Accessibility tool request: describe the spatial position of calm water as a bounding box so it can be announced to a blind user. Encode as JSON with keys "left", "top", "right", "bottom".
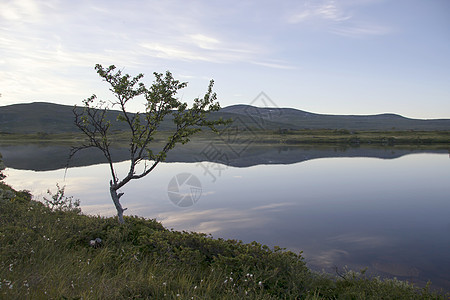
{"left": 3, "top": 146, "right": 450, "bottom": 291}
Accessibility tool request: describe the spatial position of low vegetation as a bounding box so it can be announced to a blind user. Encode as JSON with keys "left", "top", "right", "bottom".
{"left": 1, "top": 179, "right": 448, "bottom": 299}
{"left": 271, "top": 129, "right": 450, "bottom": 146}
{"left": 1, "top": 129, "right": 450, "bottom": 147}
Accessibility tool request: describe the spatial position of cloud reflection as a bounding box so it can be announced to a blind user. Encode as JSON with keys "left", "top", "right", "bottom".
{"left": 251, "top": 202, "right": 296, "bottom": 212}
{"left": 327, "top": 233, "right": 389, "bottom": 248}
{"left": 156, "top": 208, "right": 266, "bottom": 235}
{"left": 308, "top": 249, "right": 349, "bottom": 267}
{"left": 372, "top": 261, "right": 420, "bottom": 277}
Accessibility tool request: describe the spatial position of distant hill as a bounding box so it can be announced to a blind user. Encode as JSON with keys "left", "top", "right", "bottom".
{"left": 0, "top": 102, "right": 79, "bottom": 133}
{"left": 1, "top": 102, "right": 450, "bottom": 134}
{"left": 221, "top": 105, "right": 450, "bottom": 131}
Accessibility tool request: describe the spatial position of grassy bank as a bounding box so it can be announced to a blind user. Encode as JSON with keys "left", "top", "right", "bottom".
{"left": 251, "top": 129, "right": 450, "bottom": 146}
{"left": 1, "top": 129, "right": 449, "bottom": 147}
{"left": 0, "top": 183, "right": 448, "bottom": 299}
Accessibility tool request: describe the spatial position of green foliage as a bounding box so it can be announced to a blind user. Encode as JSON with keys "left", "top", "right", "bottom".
{"left": 0, "top": 183, "right": 448, "bottom": 299}
{"left": 74, "top": 64, "right": 229, "bottom": 170}
{"left": 0, "top": 152, "right": 5, "bottom": 181}
{"left": 72, "top": 64, "right": 231, "bottom": 222}
{"left": 43, "top": 183, "right": 81, "bottom": 213}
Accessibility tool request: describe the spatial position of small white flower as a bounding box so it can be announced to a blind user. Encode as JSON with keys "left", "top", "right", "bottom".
{"left": 258, "top": 281, "right": 263, "bottom": 287}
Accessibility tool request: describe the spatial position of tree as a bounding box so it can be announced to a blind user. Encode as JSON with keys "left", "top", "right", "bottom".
{"left": 72, "top": 64, "right": 230, "bottom": 223}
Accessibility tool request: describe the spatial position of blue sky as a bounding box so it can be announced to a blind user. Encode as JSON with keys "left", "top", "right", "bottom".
{"left": 0, "top": 0, "right": 449, "bottom": 118}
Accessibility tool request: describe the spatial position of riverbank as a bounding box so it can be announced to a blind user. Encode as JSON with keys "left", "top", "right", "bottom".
{"left": 0, "top": 181, "right": 448, "bottom": 299}
{"left": 1, "top": 129, "right": 449, "bottom": 147}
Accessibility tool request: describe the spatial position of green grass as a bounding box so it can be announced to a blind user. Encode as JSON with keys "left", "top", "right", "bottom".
{"left": 1, "top": 129, "right": 449, "bottom": 146}
{"left": 249, "top": 129, "right": 450, "bottom": 145}
{"left": 1, "top": 181, "right": 448, "bottom": 299}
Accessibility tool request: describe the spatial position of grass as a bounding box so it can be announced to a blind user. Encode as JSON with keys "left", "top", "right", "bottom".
{"left": 1, "top": 180, "right": 448, "bottom": 299}
{"left": 1, "top": 129, "right": 449, "bottom": 147}
{"left": 248, "top": 129, "right": 450, "bottom": 146}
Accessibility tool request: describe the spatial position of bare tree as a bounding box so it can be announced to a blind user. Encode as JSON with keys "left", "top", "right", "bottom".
{"left": 72, "top": 64, "right": 230, "bottom": 223}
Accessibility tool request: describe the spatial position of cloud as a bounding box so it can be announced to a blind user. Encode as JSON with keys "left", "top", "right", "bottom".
{"left": 1, "top": 0, "right": 293, "bottom": 107}
{"left": 250, "top": 60, "right": 296, "bottom": 70}
{"left": 287, "top": 0, "right": 391, "bottom": 37}
{"left": 0, "top": 0, "right": 44, "bottom": 22}
{"left": 288, "top": 0, "right": 351, "bottom": 24}
{"left": 139, "top": 34, "right": 275, "bottom": 67}
{"left": 189, "top": 34, "right": 220, "bottom": 50}
{"left": 330, "top": 23, "right": 391, "bottom": 37}
{"left": 140, "top": 42, "right": 210, "bottom": 62}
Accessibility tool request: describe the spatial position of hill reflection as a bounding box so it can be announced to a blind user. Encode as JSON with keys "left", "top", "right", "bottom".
{"left": 1, "top": 142, "right": 447, "bottom": 171}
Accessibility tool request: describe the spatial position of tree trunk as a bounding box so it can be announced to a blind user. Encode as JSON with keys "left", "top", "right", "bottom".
{"left": 110, "top": 184, "right": 126, "bottom": 224}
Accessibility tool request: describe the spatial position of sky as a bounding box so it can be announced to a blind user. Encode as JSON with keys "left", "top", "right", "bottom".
{"left": 0, "top": 0, "right": 449, "bottom": 119}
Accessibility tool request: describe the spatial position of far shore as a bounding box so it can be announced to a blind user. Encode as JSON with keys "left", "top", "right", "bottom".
{"left": 1, "top": 129, "right": 450, "bottom": 148}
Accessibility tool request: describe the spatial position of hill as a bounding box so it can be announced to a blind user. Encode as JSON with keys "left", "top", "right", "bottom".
{"left": 1, "top": 102, "right": 450, "bottom": 134}
{"left": 0, "top": 102, "right": 78, "bottom": 133}
{"left": 221, "top": 104, "right": 450, "bottom": 131}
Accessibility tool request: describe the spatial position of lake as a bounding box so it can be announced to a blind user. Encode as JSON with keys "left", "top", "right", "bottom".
{"left": 1, "top": 143, "right": 450, "bottom": 291}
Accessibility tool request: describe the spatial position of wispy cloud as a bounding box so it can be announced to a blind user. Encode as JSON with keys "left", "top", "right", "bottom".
{"left": 287, "top": 0, "right": 391, "bottom": 37}
{"left": 0, "top": 0, "right": 44, "bottom": 22}
{"left": 139, "top": 38, "right": 258, "bottom": 64}
{"left": 140, "top": 42, "right": 209, "bottom": 62}
{"left": 250, "top": 60, "right": 296, "bottom": 70}
{"left": 330, "top": 23, "right": 391, "bottom": 37}
{"left": 1, "top": 0, "right": 300, "bottom": 106}
{"left": 189, "top": 34, "right": 220, "bottom": 50}
{"left": 288, "top": 0, "right": 351, "bottom": 23}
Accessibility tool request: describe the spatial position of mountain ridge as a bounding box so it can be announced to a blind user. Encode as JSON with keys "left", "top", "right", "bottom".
{"left": 1, "top": 102, "right": 450, "bottom": 133}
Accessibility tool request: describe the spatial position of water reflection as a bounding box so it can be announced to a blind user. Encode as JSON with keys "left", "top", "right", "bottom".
{"left": 1, "top": 141, "right": 448, "bottom": 171}
{"left": 2, "top": 146, "right": 450, "bottom": 291}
